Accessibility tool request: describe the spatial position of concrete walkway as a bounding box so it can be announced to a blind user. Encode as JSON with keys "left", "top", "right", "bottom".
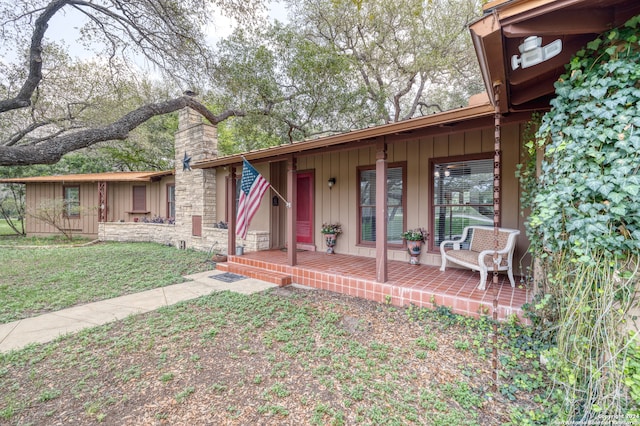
{"left": 0, "top": 270, "right": 278, "bottom": 353}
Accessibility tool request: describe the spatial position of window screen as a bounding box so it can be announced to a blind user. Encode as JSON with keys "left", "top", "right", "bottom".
{"left": 63, "top": 186, "right": 80, "bottom": 217}
{"left": 359, "top": 165, "right": 404, "bottom": 245}
{"left": 432, "top": 157, "right": 494, "bottom": 247}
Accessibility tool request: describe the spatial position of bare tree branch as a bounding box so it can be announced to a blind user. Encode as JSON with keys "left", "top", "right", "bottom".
{"left": 0, "top": 0, "right": 268, "bottom": 167}
{"left": 0, "top": 0, "right": 68, "bottom": 114}
{"left": 0, "top": 95, "right": 247, "bottom": 166}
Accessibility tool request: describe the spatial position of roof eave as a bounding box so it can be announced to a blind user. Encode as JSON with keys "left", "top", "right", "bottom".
{"left": 0, "top": 170, "right": 173, "bottom": 184}
{"left": 192, "top": 102, "right": 495, "bottom": 169}
{"left": 469, "top": 13, "right": 505, "bottom": 109}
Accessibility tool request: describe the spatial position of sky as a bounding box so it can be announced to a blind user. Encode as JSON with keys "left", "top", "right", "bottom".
{"left": 43, "top": 1, "right": 289, "bottom": 61}
{"left": 205, "top": 1, "right": 289, "bottom": 43}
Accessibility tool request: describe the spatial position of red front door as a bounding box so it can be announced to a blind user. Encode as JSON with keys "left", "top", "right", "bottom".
{"left": 296, "top": 172, "right": 314, "bottom": 244}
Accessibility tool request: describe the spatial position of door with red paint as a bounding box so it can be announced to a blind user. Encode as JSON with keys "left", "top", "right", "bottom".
{"left": 296, "top": 171, "right": 314, "bottom": 244}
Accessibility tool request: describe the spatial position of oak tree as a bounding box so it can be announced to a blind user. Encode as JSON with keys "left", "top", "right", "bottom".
{"left": 0, "top": 0, "right": 264, "bottom": 166}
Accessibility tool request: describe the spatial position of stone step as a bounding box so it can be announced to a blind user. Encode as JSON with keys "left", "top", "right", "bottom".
{"left": 215, "top": 262, "right": 292, "bottom": 287}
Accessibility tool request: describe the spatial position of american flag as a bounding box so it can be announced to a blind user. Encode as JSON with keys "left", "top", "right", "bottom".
{"left": 236, "top": 159, "right": 270, "bottom": 239}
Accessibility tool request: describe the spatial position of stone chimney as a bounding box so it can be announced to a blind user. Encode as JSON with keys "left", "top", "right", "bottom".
{"left": 173, "top": 95, "right": 218, "bottom": 249}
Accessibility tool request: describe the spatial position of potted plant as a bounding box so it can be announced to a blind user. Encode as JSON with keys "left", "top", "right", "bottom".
{"left": 321, "top": 222, "right": 342, "bottom": 254}
{"left": 209, "top": 242, "right": 227, "bottom": 264}
{"left": 402, "top": 227, "right": 428, "bottom": 264}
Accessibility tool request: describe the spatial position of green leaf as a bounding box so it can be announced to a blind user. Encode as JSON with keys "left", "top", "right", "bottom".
{"left": 610, "top": 206, "right": 627, "bottom": 216}
{"left": 625, "top": 15, "right": 640, "bottom": 28}
{"left": 608, "top": 191, "right": 625, "bottom": 204}
{"left": 591, "top": 87, "right": 607, "bottom": 99}
{"left": 587, "top": 39, "right": 602, "bottom": 51}
{"left": 625, "top": 184, "right": 640, "bottom": 196}
{"left": 599, "top": 183, "right": 614, "bottom": 196}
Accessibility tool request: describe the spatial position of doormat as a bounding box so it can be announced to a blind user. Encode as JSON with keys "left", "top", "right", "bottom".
{"left": 209, "top": 272, "right": 247, "bottom": 283}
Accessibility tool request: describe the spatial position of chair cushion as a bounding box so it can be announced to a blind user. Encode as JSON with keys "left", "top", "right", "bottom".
{"left": 470, "top": 228, "right": 509, "bottom": 253}
{"left": 445, "top": 249, "right": 508, "bottom": 267}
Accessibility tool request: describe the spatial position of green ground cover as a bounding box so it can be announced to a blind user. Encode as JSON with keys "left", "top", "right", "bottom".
{"left": 0, "top": 240, "right": 556, "bottom": 424}
{"left": 0, "top": 288, "right": 550, "bottom": 424}
{"left": 0, "top": 241, "right": 213, "bottom": 323}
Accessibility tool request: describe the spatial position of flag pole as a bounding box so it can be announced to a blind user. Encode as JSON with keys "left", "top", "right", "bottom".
{"left": 270, "top": 186, "right": 291, "bottom": 209}
{"left": 241, "top": 156, "right": 291, "bottom": 208}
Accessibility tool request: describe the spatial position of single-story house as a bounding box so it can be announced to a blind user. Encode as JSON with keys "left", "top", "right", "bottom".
{"left": 0, "top": 171, "right": 174, "bottom": 238}
{"left": 3, "top": 0, "right": 637, "bottom": 321}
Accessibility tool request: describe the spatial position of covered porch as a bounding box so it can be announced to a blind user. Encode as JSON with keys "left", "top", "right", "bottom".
{"left": 216, "top": 250, "right": 532, "bottom": 323}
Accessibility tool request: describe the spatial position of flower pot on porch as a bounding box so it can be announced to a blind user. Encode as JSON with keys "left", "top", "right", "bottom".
{"left": 324, "top": 233, "right": 337, "bottom": 254}
{"left": 406, "top": 240, "right": 423, "bottom": 265}
{"left": 212, "top": 254, "right": 227, "bottom": 263}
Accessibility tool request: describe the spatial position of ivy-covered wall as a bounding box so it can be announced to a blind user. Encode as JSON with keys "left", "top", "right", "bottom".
{"left": 524, "top": 15, "right": 640, "bottom": 421}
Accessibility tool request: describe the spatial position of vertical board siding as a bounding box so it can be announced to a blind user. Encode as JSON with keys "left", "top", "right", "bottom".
{"left": 300, "top": 122, "right": 528, "bottom": 272}
{"left": 464, "top": 129, "right": 483, "bottom": 154}
{"left": 80, "top": 183, "right": 98, "bottom": 234}
{"left": 24, "top": 176, "right": 175, "bottom": 238}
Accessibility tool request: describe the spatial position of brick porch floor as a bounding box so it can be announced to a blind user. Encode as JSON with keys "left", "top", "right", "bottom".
{"left": 216, "top": 249, "right": 532, "bottom": 323}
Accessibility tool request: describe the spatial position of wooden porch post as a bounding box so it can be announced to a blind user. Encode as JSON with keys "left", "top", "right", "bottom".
{"left": 286, "top": 156, "right": 297, "bottom": 266}
{"left": 227, "top": 166, "right": 237, "bottom": 257}
{"left": 375, "top": 140, "right": 388, "bottom": 282}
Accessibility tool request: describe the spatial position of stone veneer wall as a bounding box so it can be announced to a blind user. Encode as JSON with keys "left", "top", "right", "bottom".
{"left": 174, "top": 107, "right": 218, "bottom": 249}
{"left": 187, "top": 229, "right": 271, "bottom": 254}
{"left": 98, "top": 105, "right": 271, "bottom": 256}
{"left": 98, "top": 223, "right": 175, "bottom": 246}
{"left": 98, "top": 222, "right": 270, "bottom": 254}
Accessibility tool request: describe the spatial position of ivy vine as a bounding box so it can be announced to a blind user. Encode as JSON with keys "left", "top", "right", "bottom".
{"left": 528, "top": 15, "right": 640, "bottom": 260}
{"left": 523, "top": 14, "right": 640, "bottom": 421}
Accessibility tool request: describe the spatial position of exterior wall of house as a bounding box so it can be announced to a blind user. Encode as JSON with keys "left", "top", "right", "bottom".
{"left": 24, "top": 182, "right": 99, "bottom": 237}
{"left": 24, "top": 176, "right": 175, "bottom": 238}
{"left": 214, "top": 162, "right": 272, "bottom": 241}
{"left": 215, "top": 168, "right": 227, "bottom": 224}
{"left": 106, "top": 177, "right": 175, "bottom": 223}
{"left": 173, "top": 106, "right": 219, "bottom": 250}
{"left": 303, "top": 122, "right": 531, "bottom": 274}
{"left": 94, "top": 109, "right": 530, "bottom": 276}
{"left": 95, "top": 116, "right": 530, "bottom": 276}
{"left": 98, "top": 222, "right": 269, "bottom": 254}
{"left": 99, "top": 107, "right": 270, "bottom": 254}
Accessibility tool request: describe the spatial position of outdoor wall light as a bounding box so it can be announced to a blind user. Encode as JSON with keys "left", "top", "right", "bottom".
{"left": 511, "top": 36, "right": 562, "bottom": 70}
{"left": 328, "top": 177, "right": 336, "bottom": 189}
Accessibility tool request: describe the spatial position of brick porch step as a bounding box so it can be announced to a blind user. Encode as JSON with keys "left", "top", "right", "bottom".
{"left": 215, "top": 262, "right": 292, "bottom": 287}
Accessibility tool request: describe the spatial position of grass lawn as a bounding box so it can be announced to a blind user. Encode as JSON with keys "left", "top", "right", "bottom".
{"left": 0, "top": 287, "right": 551, "bottom": 425}
{"left": 0, "top": 241, "right": 214, "bottom": 323}
{"left": 0, "top": 219, "right": 22, "bottom": 236}
{"left": 0, "top": 241, "right": 554, "bottom": 424}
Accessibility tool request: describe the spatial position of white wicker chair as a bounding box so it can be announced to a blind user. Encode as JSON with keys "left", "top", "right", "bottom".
{"left": 439, "top": 226, "right": 520, "bottom": 290}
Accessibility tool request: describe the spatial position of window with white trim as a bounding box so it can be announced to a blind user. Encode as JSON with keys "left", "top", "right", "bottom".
{"left": 167, "top": 184, "right": 175, "bottom": 218}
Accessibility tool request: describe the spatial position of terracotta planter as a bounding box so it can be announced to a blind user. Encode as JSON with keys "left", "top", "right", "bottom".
{"left": 212, "top": 254, "right": 227, "bottom": 263}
